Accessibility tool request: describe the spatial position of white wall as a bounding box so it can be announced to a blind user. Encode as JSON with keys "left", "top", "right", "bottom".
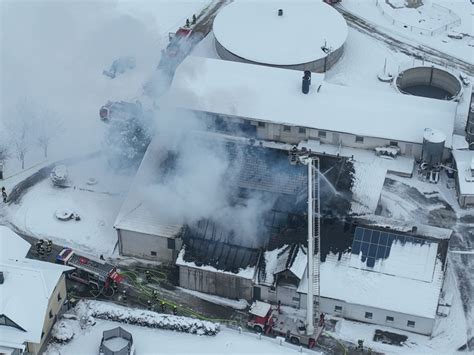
{"left": 299, "top": 294, "right": 434, "bottom": 335}
{"left": 118, "top": 229, "right": 182, "bottom": 263}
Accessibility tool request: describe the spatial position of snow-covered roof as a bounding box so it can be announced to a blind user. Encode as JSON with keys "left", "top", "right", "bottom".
{"left": 0, "top": 226, "right": 31, "bottom": 259}
{"left": 213, "top": 1, "right": 347, "bottom": 65}
{"left": 249, "top": 301, "right": 272, "bottom": 318}
{"left": 452, "top": 149, "right": 474, "bottom": 196}
{"left": 274, "top": 245, "right": 307, "bottom": 280}
{"left": 176, "top": 248, "right": 256, "bottom": 280}
{"left": 298, "top": 239, "right": 444, "bottom": 319}
{"left": 114, "top": 138, "right": 183, "bottom": 238}
{"left": 164, "top": 56, "right": 457, "bottom": 147}
{"left": 0, "top": 227, "right": 72, "bottom": 349}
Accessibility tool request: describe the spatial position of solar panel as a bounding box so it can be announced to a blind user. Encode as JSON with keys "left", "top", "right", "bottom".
{"left": 351, "top": 227, "right": 432, "bottom": 267}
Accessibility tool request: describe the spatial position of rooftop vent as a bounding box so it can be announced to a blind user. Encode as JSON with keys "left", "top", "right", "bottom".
{"left": 0, "top": 272, "right": 4, "bottom": 284}
{"left": 278, "top": 9, "right": 283, "bottom": 16}
{"left": 412, "top": 226, "right": 418, "bottom": 233}
{"left": 302, "top": 71, "right": 311, "bottom": 94}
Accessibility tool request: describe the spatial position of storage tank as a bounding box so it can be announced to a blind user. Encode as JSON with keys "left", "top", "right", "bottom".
{"left": 422, "top": 128, "right": 446, "bottom": 167}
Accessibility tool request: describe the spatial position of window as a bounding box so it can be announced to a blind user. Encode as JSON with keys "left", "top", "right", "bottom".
{"left": 386, "top": 316, "right": 394, "bottom": 323}
{"left": 57, "top": 293, "right": 62, "bottom": 302}
{"left": 318, "top": 131, "right": 327, "bottom": 138}
{"left": 334, "top": 305, "right": 343, "bottom": 312}
{"left": 283, "top": 125, "right": 291, "bottom": 132}
{"left": 257, "top": 122, "right": 265, "bottom": 128}
{"left": 355, "top": 136, "right": 364, "bottom": 143}
{"left": 0, "top": 314, "right": 26, "bottom": 332}
{"left": 365, "top": 312, "right": 373, "bottom": 319}
{"left": 49, "top": 310, "right": 53, "bottom": 319}
{"left": 407, "top": 320, "right": 415, "bottom": 328}
{"left": 299, "top": 127, "right": 306, "bottom": 134}
{"left": 292, "top": 297, "right": 300, "bottom": 301}
{"left": 151, "top": 251, "right": 157, "bottom": 256}
{"left": 389, "top": 141, "right": 398, "bottom": 147}
{"left": 167, "top": 238, "right": 176, "bottom": 250}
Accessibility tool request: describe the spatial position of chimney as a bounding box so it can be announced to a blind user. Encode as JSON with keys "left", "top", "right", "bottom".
{"left": 412, "top": 226, "right": 418, "bottom": 233}
{"left": 302, "top": 71, "right": 311, "bottom": 94}
{"left": 278, "top": 9, "right": 283, "bottom": 16}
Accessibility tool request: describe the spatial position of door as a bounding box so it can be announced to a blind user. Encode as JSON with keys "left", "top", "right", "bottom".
{"left": 253, "top": 286, "right": 261, "bottom": 301}
{"left": 405, "top": 143, "right": 413, "bottom": 156}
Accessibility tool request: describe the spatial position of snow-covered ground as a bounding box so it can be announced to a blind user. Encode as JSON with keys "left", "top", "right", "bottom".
{"left": 45, "top": 300, "right": 313, "bottom": 355}
{"left": 6, "top": 156, "right": 132, "bottom": 256}
{"left": 341, "top": 0, "right": 473, "bottom": 64}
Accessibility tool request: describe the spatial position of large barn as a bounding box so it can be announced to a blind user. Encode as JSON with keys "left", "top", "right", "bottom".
{"left": 162, "top": 56, "right": 460, "bottom": 160}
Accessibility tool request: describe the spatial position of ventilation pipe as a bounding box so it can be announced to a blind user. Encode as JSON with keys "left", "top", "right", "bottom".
{"left": 278, "top": 9, "right": 283, "bottom": 16}
{"left": 302, "top": 71, "right": 311, "bottom": 94}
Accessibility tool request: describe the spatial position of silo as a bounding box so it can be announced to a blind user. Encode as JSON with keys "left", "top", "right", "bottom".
{"left": 422, "top": 128, "right": 446, "bottom": 167}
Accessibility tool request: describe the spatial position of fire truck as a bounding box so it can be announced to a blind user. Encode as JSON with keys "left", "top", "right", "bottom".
{"left": 247, "top": 301, "right": 324, "bottom": 348}
{"left": 56, "top": 248, "right": 123, "bottom": 289}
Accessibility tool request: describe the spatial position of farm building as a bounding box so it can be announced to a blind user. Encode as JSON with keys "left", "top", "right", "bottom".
{"left": 212, "top": 1, "right": 347, "bottom": 72}
{"left": 452, "top": 149, "right": 474, "bottom": 207}
{"left": 162, "top": 56, "right": 459, "bottom": 161}
{"left": 114, "top": 138, "right": 184, "bottom": 263}
{"left": 0, "top": 226, "right": 72, "bottom": 354}
{"left": 255, "top": 216, "right": 451, "bottom": 336}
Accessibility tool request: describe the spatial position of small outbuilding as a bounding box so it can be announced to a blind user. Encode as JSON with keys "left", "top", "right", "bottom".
{"left": 99, "top": 327, "right": 134, "bottom": 355}
{"left": 452, "top": 149, "right": 474, "bottom": 207}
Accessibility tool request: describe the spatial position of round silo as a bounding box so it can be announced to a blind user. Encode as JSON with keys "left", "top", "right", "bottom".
{"left": 422, "top": 128, "right": 446, "bottom": 167}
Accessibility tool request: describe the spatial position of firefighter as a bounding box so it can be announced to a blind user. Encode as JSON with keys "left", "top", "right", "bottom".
{"left": 160, "top": 300, "right": 166, "bottom": 312}
{"left": 100, "top": 254, "right": 105, "bottom": 261}
{"left": 2, "top": 187, "right": 7, "bottom": 203}
{"left": 186, "top": 18, "right": 190, "bottom": 27}
{"left": 319, "top": 312, "right": 325, "bottom": 327}
{"left": 38, "top": 245, "right": 45, "bottom": 258}
{"left": 122, "top": 289, "right": 127, "bottom": 301}
{"left": 147, "top": 300, "right": 152, "bottom": 310}
{"left": 46, "top": 240, "right": 53, "bottom": 254}
{"left": 172, "top": 305, "right": 177, "bottom": 315}
{"left": 152, "top": 290, "right": 158, "bottom": 300}
{"left": 35, "top": 241, "right": 42, "bottom": 255}
{"left": 357, "top": 339, "right": 364, "bottom": 351}
{"left": 112, "top": 281, "right": 118, "bottom": 292}
{"left": 192, "top": 14, "right": 197, "bottom": 24}
{"left": 145, "top": 270, "right": 151, "bottom": 282}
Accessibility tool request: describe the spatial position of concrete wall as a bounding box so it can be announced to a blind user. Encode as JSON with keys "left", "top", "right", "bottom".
{"left": 26, "top": 274, "right": 68, "bottom": 355}
{"left": 118, "top": 229, "right": 182, "bottom": 264}
{"left": 215, "top": 37, "right": 344, "bottom": 73}
{"left": 179, "top": 265, "right": 253, "bottom": 300}
{"left": 298, "top": 294, "right": 434, "bottom": 335}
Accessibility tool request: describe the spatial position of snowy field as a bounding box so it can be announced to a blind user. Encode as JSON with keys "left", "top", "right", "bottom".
{"left": 7, "top": 156, "right": 132, "bottom": 256}
{"left": 45, "top": 301, "right": 313, "bottom": 355}
{"left": 341, "top": 0, "right": 473, "bottom": 63}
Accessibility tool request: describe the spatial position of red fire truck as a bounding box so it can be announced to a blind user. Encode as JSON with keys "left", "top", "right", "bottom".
{"left": 247, "top": 301, "right": 324, "bottom": 348}
{"left": 56, "top": 248, "right": 123, "bottom": 289}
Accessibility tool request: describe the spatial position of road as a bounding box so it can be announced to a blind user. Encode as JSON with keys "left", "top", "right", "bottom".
{"left": 336, "top": 5, "right": 474, "bottom": 76}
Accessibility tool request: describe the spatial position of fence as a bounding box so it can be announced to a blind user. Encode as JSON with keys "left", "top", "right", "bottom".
{"left": 374, "top": 0, "right": 461, "bottom": 36}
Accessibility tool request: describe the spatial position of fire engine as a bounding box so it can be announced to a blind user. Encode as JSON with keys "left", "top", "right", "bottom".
{"left": 56, "top": 248, "right": 123, "bottom": 289}
{"left": 247, "top": 301, "right": 324, "bottom": 348}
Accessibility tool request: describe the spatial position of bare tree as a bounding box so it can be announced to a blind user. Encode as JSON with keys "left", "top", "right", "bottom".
{"left": 7, "top": 98, "right": 35, "bottom": 169}
{"left": 35, "top": 108, "right": 64, "bottom": 158}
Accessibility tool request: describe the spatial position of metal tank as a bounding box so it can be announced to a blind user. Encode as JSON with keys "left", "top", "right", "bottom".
{"left": 422, "top": 128, "right": 446, "bottom": 167}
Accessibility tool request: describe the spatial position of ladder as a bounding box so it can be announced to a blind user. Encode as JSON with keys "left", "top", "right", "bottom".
{"left": 311, "top": 158, "right": 321, "bottom": 327}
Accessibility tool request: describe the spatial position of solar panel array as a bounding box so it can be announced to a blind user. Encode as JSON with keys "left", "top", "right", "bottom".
{"left": 351, "top": 227, "right": 432, "bottom": 267}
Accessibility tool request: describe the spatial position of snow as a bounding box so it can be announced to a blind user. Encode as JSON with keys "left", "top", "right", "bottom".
{"left": 274, "top": 245, "right": 307, "bottom": 280}
{"left": 178, "top": 288, "right": 249, "bottom": 310}
{"left": 213, "top": 1, "right": 348, "bottom": 65}
{"left": 7, "top": 157, "right": 130, "bottom": 256}
{"left": 0, "top": 227, "right": 72, "bottom": 349}
{"left": 114, "top": 138, "right": 183, "bottom": 238}
{"left": 351, "top": 160, "right": 388, "bottom": 215}
{"left": 249, "top": 301, "right": 272, "bottom": 318}
{"left": 165, "top": 56, "right": 457, "bottom": 147}
{"left": 452, "top": 149, "right": 474, "bottom": 195}
{"left": 424, "top": 127, "right": 447, "bottom": 143}
{"left": 46, "top": 300, "right": 312, "bottom": 355}
{"left": 176, "top": 248, "right": 256, "bottom": 280}
{"left": 298, "top": 235, "right": 446, "bottom": 319}
{"left": 340, "top": 0, "right": 474, "bottom": 64}
{"left": 102, "top": 336, "right": 129, "bottom": 351}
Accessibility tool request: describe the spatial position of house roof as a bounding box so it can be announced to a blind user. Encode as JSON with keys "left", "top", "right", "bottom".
{"left": 163, "top": 56, "right": 457, "bottom": 147}
{"left": 0, "top": 227, "right": 72, "bottom": 349}
{"left": 452, "top": 149, "right": 474, "bottom": 196}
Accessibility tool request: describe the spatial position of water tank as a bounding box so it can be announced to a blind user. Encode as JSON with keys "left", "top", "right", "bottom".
{"left": 422, "top": 128, "right": 446, "bottom": 167}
